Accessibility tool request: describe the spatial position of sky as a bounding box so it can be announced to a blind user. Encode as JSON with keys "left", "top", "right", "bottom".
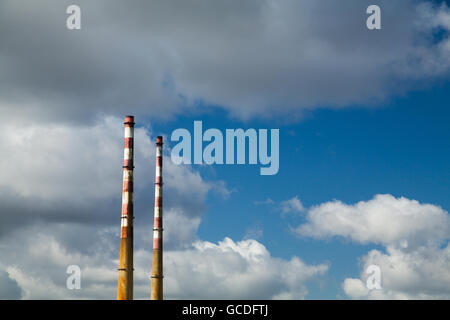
{"left": 0, "top": 0, "right": 449, "bottom": 300}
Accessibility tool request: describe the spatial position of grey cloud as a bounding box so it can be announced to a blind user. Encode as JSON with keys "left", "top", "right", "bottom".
{"left": 0, "top": 190, "right": 116, "bottom": 239}
{"left": 0, "top": 1, "right": 450, "bottom": 123}
{"left": 0, "top": 270, "right": 22, "bottom": 299}
{"left": 0, "top": 116, "right": 225, "bottom": 251}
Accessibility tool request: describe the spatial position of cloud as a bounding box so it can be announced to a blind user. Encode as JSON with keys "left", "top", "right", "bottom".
{"left": 342, "top": 278, "right": 369, "bottom": 299}
{"left": 343, "top": 244, "right": 450, "bottom": 299}
{"left": 0, "top": 115, "right": 215, "bottom": 206}
{"left": 0, "top": 223, "right": 328, "bottom": 299}
{"left": 0, "top": 116, "right": 227, "bottom": 243}
{"left": 0, "top": 116, "right": 125, "bottom": 203}
{"left": 0, "top": 270, "right": 22, "bottom": 299}
{"left": 0, "top": 224, "right": 116, "bottom": 299}
{"left": 164, "top": 237, "right": 329, "bottom": 299}
{"left": 281, "top": 196, "right": 305, "bottom": 215}
{"left": 295, "top": 194, "right": 449, "bottom": 249}
{"left": 295, "top": 194, "right": 450, "bottom": 299}
{"left": 1, "top": 1, "right": 450, "bottom": 122}
{"left": 0, "top": 221, "right": 159, "bottom": 299}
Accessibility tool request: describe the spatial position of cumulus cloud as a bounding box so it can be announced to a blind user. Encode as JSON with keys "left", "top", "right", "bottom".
{"left": 295, "top": 194, "right": 450, "bottom": 299}
{"left": 164, "top": 237, "right": 329, "bottom": 299}
{"left": 0, "top": 223, "right": 328, "bottom": 299}
{"left": 343, "top": 245, "right": 450, "bottom": 300}
{"left": 342, "top": 278, "right": 369, "bottom": 299}
{"left": 295, "top": 194, "right": 449, "bottom": 249}
{"left": 1, "top": 1, "right": 450, "bottom": 122}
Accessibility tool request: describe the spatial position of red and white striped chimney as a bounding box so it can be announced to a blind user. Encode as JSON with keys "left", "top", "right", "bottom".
{"left": 151, "top": 136, "right": 163, "bottom": 299}
{"left": 117, "top": 115, "right": 135, "bottom": 300}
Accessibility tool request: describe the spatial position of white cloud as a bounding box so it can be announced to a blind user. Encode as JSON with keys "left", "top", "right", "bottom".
{"left": 343, "top": 244, "right": 450, "bottom": 300}
{"left": 164, "top": 237, "right": 329, "bottom": 299}
{"left": 281, "top": 196, "right": 305, "bottom": 215}
{"left": 342, "top": 278, "right": 369, "bottom": 299}
{"left": 0, "top": 224, "right": 329, "bottom": 299}
{"left": 295, "top": 194, "right": 449, "bottom": 249}
{"left": 295, "top": 194, "right": 450, "bottom": 299}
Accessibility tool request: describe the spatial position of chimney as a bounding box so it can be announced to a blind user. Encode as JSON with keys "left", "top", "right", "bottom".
{"left": 117, "top": 115, "right": 135, "bottom": 300}
{"left": 151, "top": 136, "right": 164, "bottom": 300}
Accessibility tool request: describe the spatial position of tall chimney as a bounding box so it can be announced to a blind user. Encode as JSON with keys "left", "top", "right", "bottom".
{"left": 117, "top": 115, "right": 135, "bottom": 300}
{"left": 151, "top": 136, "right": 163, "bottom": 300}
